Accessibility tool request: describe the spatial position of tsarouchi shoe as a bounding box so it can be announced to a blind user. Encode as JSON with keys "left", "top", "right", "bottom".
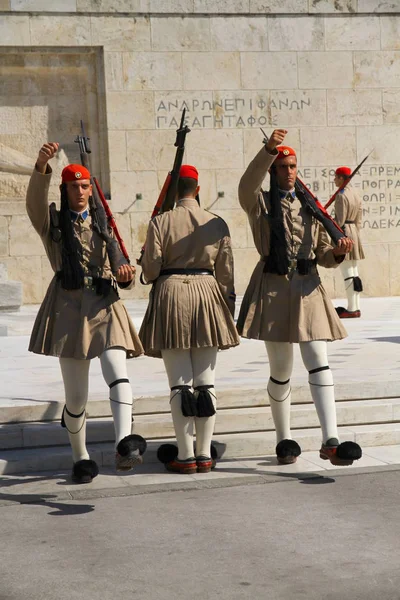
{"left": 72, "top": 459, "right": 99, "bottom": 484}
{"left": 165, "top": 457, "right": 197, "bottom": 474}
{"left": 115, "top": 434, "right": 147, "bottom": 471}
{"left": 335, "top": 307, "right": 361, "bottom": 319}
{"left": 276, "top": 439, "right": 302, "bottom": 464}
{"left": 196, "top": 455, "right": 216, "bottom": 473}
{"left": 320, "top": 438, "right": 362, "bottom": 466}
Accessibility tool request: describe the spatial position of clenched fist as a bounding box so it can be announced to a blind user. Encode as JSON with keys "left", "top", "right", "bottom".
{"left": 265, "top": 129, "right": 288, "bottom": 154}
{"left": 36, "top": 142, "right": 59, "bottom": 174}
{"left": 332, "top": 237, "right": 354, "bottom": 256}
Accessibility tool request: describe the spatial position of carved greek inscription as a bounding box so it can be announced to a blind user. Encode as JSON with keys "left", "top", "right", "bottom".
{"left": 155, "top": 94, "right": 312, "bottom": 129}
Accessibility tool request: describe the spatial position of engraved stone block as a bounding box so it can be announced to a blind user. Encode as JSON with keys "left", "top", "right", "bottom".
{"left": 0, "top": 16, "right": 30, "bottom": 45}
{"left": 104, "top": 52, "right": 124, "bottom": 91}
{"left": 325, "top": 16, "right": 380, "bottom": 50}
{"left": 122, "top": 52, "right": 182, "bottom": 91}
{"left": 186, "top": 129, "right": 244, "bottom": 169}
{"left": 0, "top": 216, "right": 8, "bottom": 256}
{"left": 110, "top": 170, "right": 159, "bottom": 213}
{"left": 301, "top": 127, "right": 356, "bottom": 166}
{"left": 358, "top": 243, "right": 389, "bottom": 296}
{"left": 383, "top": 90, "right": 400, "bottom": 124}
{"left": 91, "top": 16, "right": 150, "bottom": 51}
{"left": 194, "top": 0, "right": 250, "bottom": 12}
{"left": 126, "top": 129, "right": 179, "bottom": 171}
{"left": 210, "top": 16, "right": 268, "bottom": 51}
{"left": 183, "top": 52, "right": 241, "bottom": 91}
{"left": 30, "top": 16, "right": 92, "bottom": 46}
{"left": 327, "top": 90, "right": 383, "bottom": 126}
{"left": 149, "top": 0, "right": 194, "bottom": 11}
{"left": 357, "top": 125, "right": 400, "bottom": 164}
{"left": 3, "top": 256, "right": 40, "bottom": 305}
{"left": 77, "top": 0, "right": 149, "bottom": 12}
{"left": 308, "top": 0, "right": 357, "bottom": 12}
{"left": 107, "top": 92, "right": 155, "bottom": 130}
{"left": 241, "top": 52, "right": 298, "bottom": 90}
{"left": 298, "top": 51, "right": 354, "bottom": 89}
{"left": 269, "top": 16, "right": 324, "bottom": 51}
{"left": 358, "top": 0, "right": 399, "bottom": 11}
{"left": 380, "top": 16, "right": 400, "bottom": 50}
{"left": 354, "top": 51, "right": 400, "bottom": 88}
{"left": 270, "top": 90, "right": 327, "bottom": 127}
{"left": 0, "top": 0, "right": 10, "bottom": 9}
{"left": 11, "top": 0, "right": 77, "bottom": 10}
{"left": 10, "top": 215, "right": 45, "bottom": 257}
{"left": 108, "top": 130, "right": 127, "bottom": 172}
{"left": 388, "top": 243, "right": 400, "bottom": 295}
{"left": 250, "top": 0, "right": 307, "bottom": 12}
{"left": 151, "top": 16, "right": 210, "bottom": 51}
{"left": 215, "top": 169, "right": 245, "bottom": 209}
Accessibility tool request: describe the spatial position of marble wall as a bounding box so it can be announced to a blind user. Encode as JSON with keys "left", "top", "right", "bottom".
{"left": 0, "top": 3, "right": 399, "bottom": 302}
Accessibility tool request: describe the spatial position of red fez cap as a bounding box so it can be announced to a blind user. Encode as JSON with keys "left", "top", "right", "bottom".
{"left": 61, "top": 164, "right": 91, "bottom": 183}
{"left": 179, "top": 164, "right": 198, "bottom": 180}
{"left": 335, "top": 166, "right": 351, "bottom": 178}
{"left": 276, "top": 146, "right": 296, "bottom": 160}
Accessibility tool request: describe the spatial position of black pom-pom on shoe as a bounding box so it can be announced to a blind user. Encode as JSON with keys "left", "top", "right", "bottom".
{"left": 72, "top": 459, "right": 99, "bottom": 484}
{"left": 157, "top": 443, "right": 178, "bottom": 464}
{"left": 116, "top": 434, "right": 147, "bottom": 471}
{"left": 276, "top": 439, "right": 302, "bottom": 464}
{"left": 336, "top": 441, "right": 362, "bottom": 461}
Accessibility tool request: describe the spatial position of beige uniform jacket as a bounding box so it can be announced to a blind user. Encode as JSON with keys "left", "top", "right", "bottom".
{"left": 236, "top": 147, "right": 347, "bottom": 343}
{"left": 334, "top": 184, "right": 365, "bottom": 261}
{"left": 139, "top": 197, "right": 240, "bottom": 358}
{"left": 26, "top": 166, "right": 143, "bottom": 359}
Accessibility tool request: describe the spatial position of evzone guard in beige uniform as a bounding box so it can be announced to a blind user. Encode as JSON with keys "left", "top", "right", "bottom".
{"left": 139, "top": 165, "right": 240, "bottom": 474}
{"left": 26, "top": 142, "right": 147, "bottom": 483}
{"left": 237, "top": 129, "right": 362, "bottom": 466}
{"left": 333, "top": 166, "right": 365, "bottom": 319}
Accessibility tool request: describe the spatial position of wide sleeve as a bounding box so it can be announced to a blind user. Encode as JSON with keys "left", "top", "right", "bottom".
{"left": 25, "top": 164, "right": 52, "bottom": 239}
{"left": 315, "top": 223, "right": 344, "bottom": 268}
{"left": 214, "top": 224, "right": 236, "bottom": 317}
{"left": 238, "top": 146, "right": 277, "bottom": 217}
{"left": 140, "top": 218, "right": 163, "bottom": 284}
{"left": 333, "top": 192, "right": 347, "bottom": 228}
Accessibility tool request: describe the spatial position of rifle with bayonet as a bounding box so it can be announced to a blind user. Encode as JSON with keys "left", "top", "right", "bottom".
{"left": 324, "top": 152, "right": 372, "bottom": 210}
{"left": 137, "top": 109, "right": 191, "bottom": 272}
{"left": 75, "top": 121, "right": 130, "bottom": 273}
{"left": 261, "top": 128, "right": 345, "bottom": 245}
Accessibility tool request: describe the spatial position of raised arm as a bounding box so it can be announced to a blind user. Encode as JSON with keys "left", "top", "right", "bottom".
{"left": 238, "top": 129, "right": 287, "bottom": 215}
{"left": 26, "top": 142, "right": 59, "bottom": 238}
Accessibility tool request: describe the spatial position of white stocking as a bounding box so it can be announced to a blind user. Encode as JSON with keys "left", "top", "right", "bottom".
{"left": 192, "top": 347, "right": 218, "bottom": 458}
{"left": 59, "top": 358, "right": 91, "bottom": 463}
{"left": 265, "top": 342, "right": 294, "bottom": 443}
{"left": 100, "top": 347, "right": 132, "bottom": 447}
{"left": 340, "top": 260, "right": 359, "bottom": 312}
{"left": 299, "top": 340, "right": 339, "bottom": 444}
{"left": 162, "top": 348, "right": 195, "bottom": 460}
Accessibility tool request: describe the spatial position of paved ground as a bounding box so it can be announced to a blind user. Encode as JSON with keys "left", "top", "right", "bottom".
{"left": 1, "top": 465, "right": 400, "bottom": 600}
{"left": 0, "top": 296, "right": 400, "bottom": 409}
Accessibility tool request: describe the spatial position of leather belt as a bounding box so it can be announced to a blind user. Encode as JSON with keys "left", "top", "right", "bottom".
{"left": 159, "top": 268, "right": 213, "bottom": 276}
{"left": 345, "top": 220, "right": 355, "bottom": 224}
{"left": 56, "top": 271, "right": 117, "bottom": 296}
{"left": 262, "top": 257, "right": 316, "bottom": 276}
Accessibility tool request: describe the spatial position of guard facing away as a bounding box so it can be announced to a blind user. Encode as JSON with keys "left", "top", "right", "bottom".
{"left": 139, "top": 165, "right": 240, "bottom": 474}
{"left": 26, "top": 142, "right": 147, "bottom": 483}
{"left": 237, "top": 129, "right": 362, "bottom": 467}
{"left": 333, "top": 166, "right": 365, "bottom": 319}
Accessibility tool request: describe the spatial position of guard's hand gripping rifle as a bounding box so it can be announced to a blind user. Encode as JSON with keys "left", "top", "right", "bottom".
{"left": 261, "top": 129, "right": 345, "bottom": 245}
{"left": 75, "top": 121, "right": 130, "bottom": 273}
{"left": 137, "top": 109, "right": 191, "bottom": 269}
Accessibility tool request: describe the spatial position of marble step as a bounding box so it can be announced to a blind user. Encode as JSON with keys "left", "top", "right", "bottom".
{"left": 1, "top": 398, "right": 400, "bottom": 451}
{"left": 1, "top": 423, "right": 400, "bottom": 475}
{"left": 1, "top": 380, "right": 399, "bottom": 424}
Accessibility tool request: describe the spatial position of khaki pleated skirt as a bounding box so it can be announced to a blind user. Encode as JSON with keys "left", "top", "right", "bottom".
{"left": 343, "top": 223, "right": 365, "bottom": 261}
{"left": 29, "top": 276, "right": 143, "bottom": 360}
{"left": 237, "top": 261, "right": 347, "bottom": 343}
{"left": 139, "top": 274, "right": 240, "bottom": 358}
